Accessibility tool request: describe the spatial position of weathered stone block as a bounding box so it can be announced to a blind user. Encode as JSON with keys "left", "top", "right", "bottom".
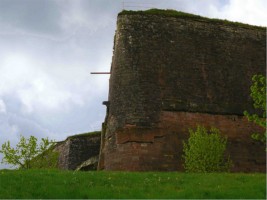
{"left": 54, "top": 132, "right": 101, "bottom": 170}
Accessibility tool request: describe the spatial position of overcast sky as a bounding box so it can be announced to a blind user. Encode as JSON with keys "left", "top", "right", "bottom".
{"left": 0, "top": 0, "right": 266, "bottom": 169}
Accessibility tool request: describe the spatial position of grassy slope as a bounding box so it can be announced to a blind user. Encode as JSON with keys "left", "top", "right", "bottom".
{"left": 119, "top": 9, "right": 266, "bottom": 30}
{"left": 0, "top": 170, "right": 265, "bottom": 199}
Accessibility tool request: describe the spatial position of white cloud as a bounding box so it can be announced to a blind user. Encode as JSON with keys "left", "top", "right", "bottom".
{"left": 0, "top": 113, "right": 20, "bottom": 146}
{"left": 0, "top": 99, "right": 6, "bottom": 113}
{"left": 58, "top": 0, "right": 117, "bottom": 38}
{"left": 158, "top": 0, "right": 267, "bottom": 26}
{"left": 220, "top": 0, "right": 267, "bottom": 26}
{"left": 184, "top": 0, "right": 267, "bottom": 26}
{"left": 0, "top": 52, "right": 106, "bottom": 114}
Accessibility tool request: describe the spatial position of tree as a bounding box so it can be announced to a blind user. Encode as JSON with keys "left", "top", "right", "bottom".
{"left": 0, "top": 135, "right": 55, "bottom": 169}
{"left": 244, "top": 74, "right": 266, "bottom": 143}
{"left": 183, "top": 125, "right": 232, "bottom": 173}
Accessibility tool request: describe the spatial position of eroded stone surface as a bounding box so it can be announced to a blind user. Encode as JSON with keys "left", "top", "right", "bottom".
{"left": 54, "top": 134, "right": 101, "bottom": 170}
{"left": 102, "top": 112, "right": 265, "bottom": 172}
{"left": 99, "top": 12, "right": 266, "bottom": 172}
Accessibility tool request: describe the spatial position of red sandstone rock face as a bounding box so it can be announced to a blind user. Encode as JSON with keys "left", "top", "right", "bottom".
{"left": 99, "top": 11, "right": 266, "bottom": 172}
{"left": 101, "top": 112, "right": 265, "bottom": 172}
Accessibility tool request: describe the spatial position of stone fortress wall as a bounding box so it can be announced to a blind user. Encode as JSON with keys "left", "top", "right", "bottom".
{"left": 98, "top": 10, "right": 266, "bottom": 172}
{"left": 55, "top": 133, "right": 101, "bottom": 170}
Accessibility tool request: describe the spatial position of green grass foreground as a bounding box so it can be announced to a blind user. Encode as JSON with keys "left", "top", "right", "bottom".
{"left": 0, "top": 170, "right": 265, "bottom": 199}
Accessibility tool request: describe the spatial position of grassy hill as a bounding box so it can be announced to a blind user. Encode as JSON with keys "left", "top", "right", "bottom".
{"left": 0, "top": 169, "right": 265, "bottom": 199}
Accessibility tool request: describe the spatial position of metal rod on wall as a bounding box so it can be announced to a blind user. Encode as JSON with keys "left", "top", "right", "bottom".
{"left": 90, "top": 72, "right": 111, "bottom": 74}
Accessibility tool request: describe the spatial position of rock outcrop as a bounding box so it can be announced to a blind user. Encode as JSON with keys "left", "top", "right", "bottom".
{"left": 54, "top": 132, "right": 101, "bottom": 170}
{"left": 98, "top": 9, "right": 266, "bottom": 172}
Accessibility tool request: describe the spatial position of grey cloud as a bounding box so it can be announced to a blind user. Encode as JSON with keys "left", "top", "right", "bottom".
{"left": 0, "top": 0, "right": 63, "bottom": 36}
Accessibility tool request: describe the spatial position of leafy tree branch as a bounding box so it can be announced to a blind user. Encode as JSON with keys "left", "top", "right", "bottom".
{"left": 0, "top": 135, "right": 55, "bottom": 169}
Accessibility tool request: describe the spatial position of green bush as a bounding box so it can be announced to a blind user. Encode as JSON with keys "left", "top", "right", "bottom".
{"left": 244, "top": 74, "right": 266, "bottom": 143}
{"left": 183, "top": 125, "right": 232, "bottom": 172}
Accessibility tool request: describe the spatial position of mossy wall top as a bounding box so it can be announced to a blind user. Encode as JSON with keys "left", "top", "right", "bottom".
{"left": 108, "top": 10, "right": 266, "bottom": 130}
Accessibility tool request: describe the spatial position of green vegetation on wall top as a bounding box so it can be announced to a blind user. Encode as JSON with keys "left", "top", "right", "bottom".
{"left": 67, "top": 131, "right": 101, "bottom": 139}
{"left": 119, "top": 9, "right": 265, "bottom": 30}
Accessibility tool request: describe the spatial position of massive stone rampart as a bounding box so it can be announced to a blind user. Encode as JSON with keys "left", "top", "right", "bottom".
{"left": 55, "top": 132, "right": 101, "bottom": 170}
{"left": 99, "top": 10, "right": 266, "bottom": 172}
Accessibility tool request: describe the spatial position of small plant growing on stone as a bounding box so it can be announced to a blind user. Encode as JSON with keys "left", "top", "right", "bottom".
{"left": 183, "top": 125, "right": 232, "bottom": 173}
{"left": 244, "top": 74, "right": 266, "bottom": 144}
